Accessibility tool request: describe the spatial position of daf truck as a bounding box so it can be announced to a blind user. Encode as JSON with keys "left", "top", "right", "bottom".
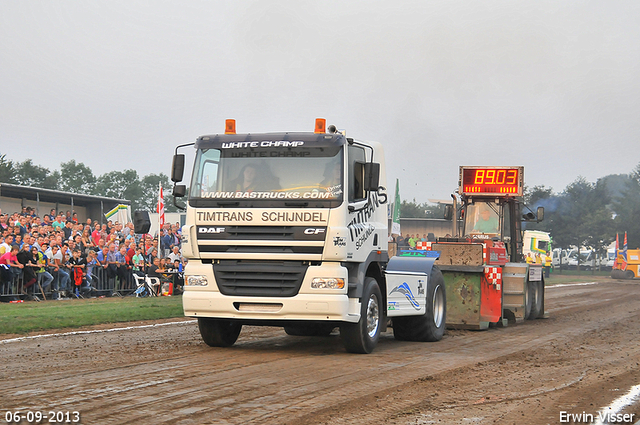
{"left": 171, "top": 119, "right": 446, "bottom": 353}
{"left": 522, "top": 230, "right": 551, "bottom": 260}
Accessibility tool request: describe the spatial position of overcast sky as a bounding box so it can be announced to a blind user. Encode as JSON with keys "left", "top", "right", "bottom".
{"left": 2, "top": 1, "right": 639, "bottom": 202}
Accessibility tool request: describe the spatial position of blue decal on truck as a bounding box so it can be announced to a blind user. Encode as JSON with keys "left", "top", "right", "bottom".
{"left": 390, "top": 282, "right": 421, "bottom": 310}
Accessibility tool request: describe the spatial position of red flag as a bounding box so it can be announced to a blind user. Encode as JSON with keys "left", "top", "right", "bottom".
{"left": 613, "top": 233, "right": 619, "bottom": 269}
{"left": 621, "top": 232, "right": 628, "bottom": 270}
{"left": 158, "top": 183, "right": 165, "bottom": 227}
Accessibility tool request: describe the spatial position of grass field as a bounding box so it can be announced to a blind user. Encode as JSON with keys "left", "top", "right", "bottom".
{"left": 0, "top": 295, "right": 184, "bottom": 335}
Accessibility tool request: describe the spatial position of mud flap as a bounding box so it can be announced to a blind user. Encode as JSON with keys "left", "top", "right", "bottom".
{"left": 502, "top": 263, "right": 531, "bottom": 323}
{"left": 480, "top": 267, "right": 503, "bottom": 325}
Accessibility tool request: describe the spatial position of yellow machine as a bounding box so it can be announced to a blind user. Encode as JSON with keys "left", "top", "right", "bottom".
{"left": 611, "top": 249, "right": 640, "bottom": 279}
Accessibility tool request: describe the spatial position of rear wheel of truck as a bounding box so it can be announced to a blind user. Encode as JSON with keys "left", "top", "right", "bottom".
{"left": 524, "top": 279, "right": 533, "bottom": 320}
{"left": 393, "top": 266, "right": 446, "bottom": 342}
{"left": 340, "top": 277, "right": 382, "bottom": 354}
{"left": 625, "top": 270, "right": 635, "bottom": 279}
{"left": 530, "top": 280, "right": 544, "bottom": 319}
{"left": 198, "top": 318, "right": 242, "bottom": 347}
{"left": 284, "top": 324, "right": 335, "bottom": 337}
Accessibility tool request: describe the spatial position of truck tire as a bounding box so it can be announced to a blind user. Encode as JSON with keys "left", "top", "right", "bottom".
{"left": 340, "top": 277, "right": 382, "bottom": 354}
{"left": 530, "top": 280, "right": 544, "bottom": 319}
{"left": 524, "top": 279, "right": 533, "bottom": 320}
{"left": 625, "top": 270, "right": 635, "bottom": 279}
{"left": 393, "top": 266, "right": 446, "bottom": 342}
{"left": 198, "top": 318, "right": 242, "bottom": 347}
{"left": 284, "top": 324, "right": 335, "bottom": 337}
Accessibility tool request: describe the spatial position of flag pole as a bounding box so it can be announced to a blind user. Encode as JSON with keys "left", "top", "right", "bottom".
{"left": 622, "top": 231, "right": 628, "bottom": 271}
{"left": 614, "top": 233, "right": 619, "bottom": 270}
{"left": 158, "top": 182, "right": 162, "bottom": 260}
{"left": 391, "top": 179, "right": 401, "bottom": 236}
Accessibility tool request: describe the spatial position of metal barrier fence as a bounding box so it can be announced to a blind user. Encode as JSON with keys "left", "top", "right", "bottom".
{"left": 0, "top": 265, "right": 181, "bottom": 301}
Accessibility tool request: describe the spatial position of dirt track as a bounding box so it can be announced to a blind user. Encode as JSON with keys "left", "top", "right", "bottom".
{"left": 2, "top": 277, "right": 640, "bottom": 425}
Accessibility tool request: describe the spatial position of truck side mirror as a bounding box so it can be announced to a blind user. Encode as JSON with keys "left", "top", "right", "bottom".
{"left": 363, "top": 162, "right": 380, "bottom": 191}
{"left": 173, "top": 184, "right": 186, "bottom": 198}
{"left": 537, "top": 206, "right": 544, "bottom": 222}
{"left": 171, "top": 154, "right": 185, "bottom": 183}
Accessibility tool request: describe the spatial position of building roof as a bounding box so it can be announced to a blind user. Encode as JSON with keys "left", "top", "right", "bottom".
{"left": 0, "top": 183, "right": 129, "bottom": 206}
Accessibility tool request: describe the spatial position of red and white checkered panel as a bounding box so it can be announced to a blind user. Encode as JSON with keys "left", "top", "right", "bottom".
{"left": 416, "top": 241, "right": 433, "bottom": 250}
{"left": 484, "top": 266, "right": 502, "bottom": 290}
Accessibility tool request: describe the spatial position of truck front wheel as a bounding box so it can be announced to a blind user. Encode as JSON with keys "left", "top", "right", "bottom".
{"left": 198, "top": 318, "right": 242, "bottom": 347}
{"left": 393, "top": 266, "right": 446, "bottom": 342}
{"left": 340, "top": 277, "right": 382, "bottom": 354}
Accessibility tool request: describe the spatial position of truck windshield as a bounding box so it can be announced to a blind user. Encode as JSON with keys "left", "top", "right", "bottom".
{"left": 189, "top": 145, "right": 343, "bottom": 207}
{"left": 464, "top": 202, "right": 500, "bottom": 238}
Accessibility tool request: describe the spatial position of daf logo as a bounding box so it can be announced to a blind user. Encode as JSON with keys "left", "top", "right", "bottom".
{"left": 304, "top": 228, "right": 325, "bottom": 235}
{"left": 199, "top": 227, "right": 226, "bottom": 234}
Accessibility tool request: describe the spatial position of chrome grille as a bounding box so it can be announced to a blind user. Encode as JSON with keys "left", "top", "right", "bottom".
{"left": 213, "top": 260, "right": 308, "bottom": 297}
{"left": 197, "top": 225, "right": 326, "bottom": 256}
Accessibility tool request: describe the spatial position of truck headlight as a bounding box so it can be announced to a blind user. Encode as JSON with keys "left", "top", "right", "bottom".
{"left": 186, "top": 275, "right": 208, "bottom": 286}
{"left": 311, "top": 278, "right": 345, "bottom": 289}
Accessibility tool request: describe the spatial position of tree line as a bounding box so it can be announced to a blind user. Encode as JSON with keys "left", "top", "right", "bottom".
{"left": 398, "top": 162, "right": 640, "bottom": 253}
{"left": 0, "top": 153, "right": 177, "bottom": 213}
{"left": 524, "top": 163, "right": 640, "bottom": 254}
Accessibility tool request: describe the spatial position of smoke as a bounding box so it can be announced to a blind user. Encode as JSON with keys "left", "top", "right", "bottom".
{"left": 533, "top": 196, "right": 562, "bottom": 215}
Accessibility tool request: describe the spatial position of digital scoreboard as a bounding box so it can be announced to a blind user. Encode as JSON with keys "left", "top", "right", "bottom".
{"left": 459, "top": 166, "right": 524, "bottom": 196}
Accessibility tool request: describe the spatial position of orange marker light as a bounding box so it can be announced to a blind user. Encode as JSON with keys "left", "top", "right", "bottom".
{"left": 315, "top": 118, "right": 326, "bottom": 134}
{"left": 225, "top": 119, "right": 236, "bottom": 134}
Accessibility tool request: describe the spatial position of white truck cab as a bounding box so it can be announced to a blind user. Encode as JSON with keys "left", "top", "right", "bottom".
{"left": 171, "top": 120, "right": 445, "bottom": 353}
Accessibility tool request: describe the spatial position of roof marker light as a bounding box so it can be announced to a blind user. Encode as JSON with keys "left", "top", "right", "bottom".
{"left": 315, "top": 118, "right": 326, "bottom": 134}
{"left": 225, "top": 119, "right": 236, "bottom": 134}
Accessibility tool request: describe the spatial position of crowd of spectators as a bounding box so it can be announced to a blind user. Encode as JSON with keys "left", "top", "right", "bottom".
{"left": 392, "top": 233, "right": 438, "bottom": 249}
{"left": 0, "top": 206, "right": 184, "bottom": 301}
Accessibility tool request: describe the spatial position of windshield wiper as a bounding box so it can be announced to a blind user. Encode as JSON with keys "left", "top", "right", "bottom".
{"left": 285, "top": 201, "right": 309, "bottom": 207}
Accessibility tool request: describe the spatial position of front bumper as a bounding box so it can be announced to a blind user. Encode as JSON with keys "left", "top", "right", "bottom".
{"left": 183, "top": 291, "right": 360, "bottom": 322}
{"left": 182, "top": 260, "right": 360, "bottom": 323}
